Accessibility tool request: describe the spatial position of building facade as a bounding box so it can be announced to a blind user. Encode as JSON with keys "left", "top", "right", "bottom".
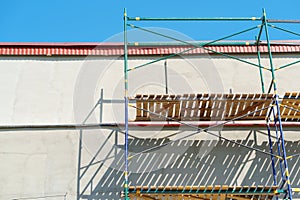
{"left": 0, "top": 42, "right": 299, "bottom": 199}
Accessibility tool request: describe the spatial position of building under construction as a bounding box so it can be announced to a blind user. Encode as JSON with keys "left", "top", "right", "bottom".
{"left": 0, "top": 9, "right": 300, "bottom": 200}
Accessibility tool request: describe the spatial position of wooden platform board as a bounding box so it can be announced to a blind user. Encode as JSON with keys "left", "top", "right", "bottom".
{"left": 280, "top": 92, "right": 300, "bottom": 122}
{"left": 128, "top": 185, "right": 278, "bottom": 200}
{"left": 133, "top": 94, "right": 274, "bottom": 121}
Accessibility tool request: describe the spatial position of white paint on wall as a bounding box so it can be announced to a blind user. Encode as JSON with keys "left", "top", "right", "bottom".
{"left": 0, "top": 54, "right": 299, "bottom": 199}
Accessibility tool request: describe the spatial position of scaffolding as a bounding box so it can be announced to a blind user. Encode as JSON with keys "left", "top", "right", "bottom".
{"left": 123, "top": 9, "right": 300, "bottom": 200}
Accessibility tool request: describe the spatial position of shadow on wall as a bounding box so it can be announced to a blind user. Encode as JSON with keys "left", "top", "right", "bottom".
{"left": 78, "top": 132, "right": 300, "bottom": 200}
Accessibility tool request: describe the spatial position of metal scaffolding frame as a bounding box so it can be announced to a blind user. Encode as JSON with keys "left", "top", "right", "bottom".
{"left": 123, "top": 8, "right": 300, "bottom": 200}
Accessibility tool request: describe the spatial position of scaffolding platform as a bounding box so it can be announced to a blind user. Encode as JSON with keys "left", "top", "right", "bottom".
{"left": 128, "top": 185, "right": 279, "bottom": 200}
{"left": 132, "top": 93, "right": 300, "bottom": 123}
{"left": 133, "top": 94, "right": 274, "bottom": 121}
{"left": 280, "top": 92, "right": 300, "bottom": 121}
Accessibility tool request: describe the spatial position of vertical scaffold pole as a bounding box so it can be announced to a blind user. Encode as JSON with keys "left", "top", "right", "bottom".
{"left": 123, "top": 8, "right": 130, "bottom": 200}
{"left": 263, "top": 9, "right": 293, "bottom": 200}
{"left": 99, "top": 88, "right": 104, "bottom": 123}
{"left": 164, "top": 60, "right": 169, "bottom": 94}
{"left": 77, "top": 130, "right": 82, "bottom": 200}
{"left": 255, "top": 40, "right": 265, "bottom": 93}
{"left": 256, "top": 22, "right": 266, "bottom": 93}
{"left": 266, "top": 115, "right": 278, "bottom": 186}
{"left": 257, "top": 43, "right": 265, "bottom": 93}
{"left": 272, "top": 107, "right": 286, "bottom": 186}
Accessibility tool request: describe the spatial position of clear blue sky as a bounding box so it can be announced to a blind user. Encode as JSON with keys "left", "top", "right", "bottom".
{"left": 0, "top": 0, "right": 299, "bottom": 42}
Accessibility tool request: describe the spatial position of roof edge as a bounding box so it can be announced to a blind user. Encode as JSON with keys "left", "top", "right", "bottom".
{"left": 0, "top": 40, "right": 299, "bottom": 47}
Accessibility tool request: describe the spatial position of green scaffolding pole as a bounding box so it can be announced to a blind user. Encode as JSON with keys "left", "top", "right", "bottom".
{"left": 123, "top": 8, "right": 130, "bottom": 200}
{"left": 127, "top": 16, "right": 261, "bottom": 21}
{"left": 256, "top": 43, "right": 265, "bottom": 93}
{"left": 276, "top": 59, "right": 300, "bottom": 71}
{"left": 269, "top": 24, "right": 300, "bottom": 37}
{"left": 263, "top": 9, "right": 293, "bottom": 200}
{"left": 256, "top": 19, "right": 266, "bottom": 93}
{"left": 128, "top": 41, "right": 256, "bottom": 46}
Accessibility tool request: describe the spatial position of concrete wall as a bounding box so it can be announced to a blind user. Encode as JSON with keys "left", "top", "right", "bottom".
{"left": 0, "top": 54, "right": 299, "bottom": 199}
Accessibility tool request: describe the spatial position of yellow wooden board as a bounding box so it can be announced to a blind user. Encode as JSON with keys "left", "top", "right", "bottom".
{"left": 133, "top": 94, "right": 274, "bottom": 121}
{"left": 128, "top": 185, "right": 278, "bottom": 200}
{"left": 280, "top": 92, "right": 300, "bottom": 121}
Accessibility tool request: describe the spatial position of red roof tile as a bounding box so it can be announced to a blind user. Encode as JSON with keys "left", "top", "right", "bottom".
{"left": 0, "top": 41, "right": 299, "bottom": 56}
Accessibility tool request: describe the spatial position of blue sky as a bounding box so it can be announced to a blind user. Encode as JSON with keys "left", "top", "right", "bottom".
{"left": 0, "top": 0, "right": 299, "bottom": 42}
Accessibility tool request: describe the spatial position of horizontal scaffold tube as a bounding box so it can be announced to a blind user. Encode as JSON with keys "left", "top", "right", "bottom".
{"left": 267, "top": 19, "right": 300, "bottom": 23}
{"left": 127, "top": 17, "right": 261, "bottom": 21}
{"left": 0, "top": 122, "right": 300, "bottom": 132}
{"left": 0, "top": 124, "right": 117, "bottom": 131}
{"left": 128, "top": 41, "right": 256, "bottom": 46}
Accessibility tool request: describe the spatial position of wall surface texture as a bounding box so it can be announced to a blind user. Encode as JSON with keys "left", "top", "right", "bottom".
{"left": 0, "top": 54, "right": 299, "bottom": 199}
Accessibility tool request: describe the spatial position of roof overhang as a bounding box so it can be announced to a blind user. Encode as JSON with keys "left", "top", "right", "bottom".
{"left": 0, "top": 41, "right": 299, "bottom": 56}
